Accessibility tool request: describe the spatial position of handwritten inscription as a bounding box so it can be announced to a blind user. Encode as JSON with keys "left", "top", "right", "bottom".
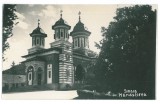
{"left": 118, "top": 89, "right": 147, "bottom": 98}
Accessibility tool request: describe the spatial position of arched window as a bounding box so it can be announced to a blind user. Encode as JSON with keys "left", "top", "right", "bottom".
{"left": 75, "top": 39, "right": 77, "bottom": 46}
{"left": 37, "top": 38, "right": 39, "bottom": 44}
{"left": 42, "top": 39, "right": 44, "bottom": 46}
{"left": 60, "top": 29, "right": 62, "bottom": 37}
{"left": 56, "top": 30, "right": 59, "bottom": 39}
{"left": 28, "top": 66, "right": 33, "bottom": 72}
{"left": 57, "top": 29, "right": 61, "bottom": 39}
{"left": 34, "top": 37, "right": 36, "bottom": 45}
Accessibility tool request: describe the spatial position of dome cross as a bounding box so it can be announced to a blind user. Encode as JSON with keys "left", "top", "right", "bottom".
{"left": 78, "top": 11, "right": 81, "bottom": 21}
{"left": 60, "top": 10, "right": 63, "bottom": 18}
{"left": 38, "top": 19, "right": 40, "bottom": 27}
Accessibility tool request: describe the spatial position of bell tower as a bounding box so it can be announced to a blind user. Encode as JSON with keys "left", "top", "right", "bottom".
{"left": 28, "top": 19, "right": 47, "bottom": 54}
{"left": 70, "top": 11, "right": 91, "bottom": 50}
{"left": 51, "top": 10, "right": 74, "bottom": 88}
{"left": 51, "top": 10, "right": 70, "bottom": 43}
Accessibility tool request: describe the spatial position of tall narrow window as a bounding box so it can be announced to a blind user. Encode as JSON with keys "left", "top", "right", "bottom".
{"left": 37, "top": 38, "right": 39, "bottom": 44}
{"left": 39, "top": 37, "right": 41, "bottom": 45}
{"left": 64, "top": 29, "right": 67, "bottom": 39}
{"left": 58, "top": 29, "right": 60, "bottom": 39}
{"left": 42, "top": 39, "right": 44, "bottom": 46}
{"left": 75, "top": 39, "right": 77, "bottom": 47}
{"left": 81, "top": 38, "right": 83, "bottom": 47}
{"left": 42, "top": 39, "right": 43, "bottom": 46}
{"left": 34, "top": 37, "right": 36, "bottom": 45}
{"left": 60, "top": 29, "right": 64, "bottom": 37}
{"left": 49, "top": 71, "right": 51, "bottom": 78}
{"left": 66, "top": 30, "right": 68, "bottom": 39}
{"left": 56, "top": 30, "right": 59, "bottom": 39}
{"left": 47, "top": 64, "right": 52, "bottom": 84}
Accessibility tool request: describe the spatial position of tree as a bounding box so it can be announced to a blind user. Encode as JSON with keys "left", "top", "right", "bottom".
{"left": 11, "top": 61, "right": 15, "bottom": 68}
{"left": 3, "top": 4, "right": 18, "bottom": 61}
{"left": 94, "top": 5, "right": 156, "bottom": 98}
{"left": 10, "top": 61, "right": 16, "bottom": 75}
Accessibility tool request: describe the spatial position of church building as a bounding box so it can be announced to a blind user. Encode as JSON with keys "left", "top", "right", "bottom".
{"left": 4, "top": 11, "right": 97, "bottom": 91}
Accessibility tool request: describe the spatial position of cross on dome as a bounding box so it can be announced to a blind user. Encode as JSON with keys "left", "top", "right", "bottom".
{"left": 60, "top": 10, "right": 63, "bottom": 18}
{"left": 38, "top": 19, "right": 40, "bottom": 27}
{"left": 78, "top": 11, "right": 81, "bottom": 21}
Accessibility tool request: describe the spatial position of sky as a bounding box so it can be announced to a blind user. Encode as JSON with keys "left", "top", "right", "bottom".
{"left": 2, "top": 4, "right": 157, "bottom": 70}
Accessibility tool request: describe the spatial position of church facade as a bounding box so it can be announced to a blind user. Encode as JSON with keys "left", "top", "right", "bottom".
{"left": 21, "top": 11, "right": 97, "bottom": 90}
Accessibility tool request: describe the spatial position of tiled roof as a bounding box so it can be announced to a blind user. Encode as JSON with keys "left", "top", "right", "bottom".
{"left": 22, "top": 47, "right": 62, "bottom": 58}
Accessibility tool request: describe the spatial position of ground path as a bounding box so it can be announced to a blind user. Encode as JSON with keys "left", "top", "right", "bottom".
{"left": 2, "top": 90, "right": 78, "bottom": 100}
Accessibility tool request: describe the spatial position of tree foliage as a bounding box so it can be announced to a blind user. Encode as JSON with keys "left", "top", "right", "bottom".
{"left": 11, "top": 61, "right": 15, "bottom": 68}
{"left": 94, "top": 5, "right": 156, "bottom": 98}
{"left": 3, "top": 4, "right": 18, "bottom": 61}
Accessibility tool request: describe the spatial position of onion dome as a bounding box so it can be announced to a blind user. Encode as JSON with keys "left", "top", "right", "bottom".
{"left": 30, "top": 19, "right": 47, "bottom": 37}
{"left": 70, "top": 11, "right": 91, "bottom": 36}
{"left": 52, "top": 10, "right": 71, "bottom": 29}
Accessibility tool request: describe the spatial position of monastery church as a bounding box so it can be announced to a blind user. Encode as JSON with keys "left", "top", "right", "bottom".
{"left": 3, "top": 11, "right": 97, "bottom": 91}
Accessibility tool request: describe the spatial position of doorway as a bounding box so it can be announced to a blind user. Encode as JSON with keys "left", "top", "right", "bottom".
{"left": 37, "top": 67, "right": 43, "bottom": 85}
{"left": 37, "top": 73, "right": 42, "bottom": 85}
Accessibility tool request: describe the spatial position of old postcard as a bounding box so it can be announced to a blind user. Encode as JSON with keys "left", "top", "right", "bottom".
{"left": 2, "top": 4, "right": 157, "bottom": 100}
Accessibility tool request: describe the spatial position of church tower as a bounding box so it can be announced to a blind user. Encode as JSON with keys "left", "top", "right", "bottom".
{"left": 70, "top": 12, "right": 91, "bottom": 51}
{"left": 28, "top": 19, "right": 47, "bottom": 54}
{"left": 51, "top": 10, "right": 74, "bottom": 88}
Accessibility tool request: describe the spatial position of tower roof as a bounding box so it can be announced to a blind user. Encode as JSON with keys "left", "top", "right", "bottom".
{"left": 30, "top": 19, "right": 47, "bottom": 37}
{"left": 70, "top": 12, "right": 91, "bottom": 36}
{"left": 70, "top": 21, "right": 91, "bottom": 35}
{"left": 30, "top": 26, "right": 47, "bottom": 37}
{"left": 52, "top": 18, "right": 71, "bottom": 29}
{"left": 52, "top": 10, "right": 71, "bottom": 29}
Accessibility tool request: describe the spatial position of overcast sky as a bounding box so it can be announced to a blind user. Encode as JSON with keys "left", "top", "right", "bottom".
{"left": 2, "top": 4, "right": 157, "bottom": 70}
